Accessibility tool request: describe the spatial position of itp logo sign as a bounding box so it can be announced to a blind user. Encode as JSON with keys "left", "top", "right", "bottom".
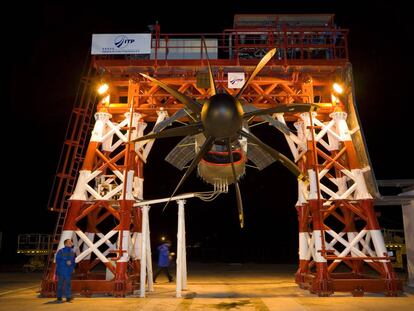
{"left": 114, "top": 35, "right": 135, "bottom": 49}
{"left": 230, "top": 78, "right": 244, "bottom": 85}
{"left": 91, "top": 34, "right": 151, "bottom": 55}
{"left": 228, "top": 72, "right": 245, "bottom": 89}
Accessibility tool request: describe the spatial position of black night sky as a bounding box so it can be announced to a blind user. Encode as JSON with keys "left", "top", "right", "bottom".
{"left": 4, "top": 1, "right": 413, "bottom": 265}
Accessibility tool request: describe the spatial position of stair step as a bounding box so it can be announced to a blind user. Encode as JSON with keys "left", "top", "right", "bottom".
{"left": 43, "top": 62, "right": 96, "bottom": 280}
{"left": 56, "top": 173, "right": 75, "bottom": 180}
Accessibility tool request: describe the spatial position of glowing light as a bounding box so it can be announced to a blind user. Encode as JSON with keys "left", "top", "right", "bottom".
{"left": 331, "top": 94, "right": 338, "bottom": 104}
{"left": 102, "top": 95, "right": 110, "bottom": 104}
{"left": 98, "top": 83, "right": 109, "bottom": 94}
{"left": 161, "top": 236, "right": 165, "bottom": 241}
{"left": 304, "top": 75, "right": 313, "bottom": 84}
{"left": 333, "top": 83, "right": 343, "bottom": 94}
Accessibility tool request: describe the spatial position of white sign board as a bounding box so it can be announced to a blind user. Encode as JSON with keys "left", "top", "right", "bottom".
{"left": 91, "top": 34, "right": 151, "bottom": 55}
{"left": 228, "top": 72, "right": 245, "bottom": 89}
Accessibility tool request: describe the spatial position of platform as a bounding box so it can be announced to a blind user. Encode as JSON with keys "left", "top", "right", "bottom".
{"left": 2, "top": 264, "right": 413, "bottom": 311}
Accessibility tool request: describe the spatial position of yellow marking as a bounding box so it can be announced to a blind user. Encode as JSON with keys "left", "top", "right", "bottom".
{"left": 0, "top": 285, "right": 39, "bottom": 297}
{"left": 297, "top": 174, "right": 307, "bottom": 181}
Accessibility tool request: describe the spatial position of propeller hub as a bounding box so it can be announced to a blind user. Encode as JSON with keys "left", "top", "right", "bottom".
{"left": 201, "top": 94, "right": 243, "bottom": 139}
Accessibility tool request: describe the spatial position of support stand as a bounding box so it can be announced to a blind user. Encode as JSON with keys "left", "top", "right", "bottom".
{"left": 139, "top": 205, "right": 153, "bottom": 297}
{"left": 176, "top": 199, "right": 187, "bottom": 298}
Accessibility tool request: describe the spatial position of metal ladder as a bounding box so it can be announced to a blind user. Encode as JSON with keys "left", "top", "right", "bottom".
{"left": 41, "top": 54, "right": 98, "bottom": 285}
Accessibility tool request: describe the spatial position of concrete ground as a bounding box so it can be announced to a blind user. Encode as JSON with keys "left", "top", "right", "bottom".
{"left": 0, "top": 264, "right": 413, "bottom": 311}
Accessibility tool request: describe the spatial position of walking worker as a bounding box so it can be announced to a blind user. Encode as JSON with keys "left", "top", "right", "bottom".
{"left": 55, "top": 239, "right": 75, "bottom": 303}
{"left": 153, "top": 240, "right": 174, "bottom": 282}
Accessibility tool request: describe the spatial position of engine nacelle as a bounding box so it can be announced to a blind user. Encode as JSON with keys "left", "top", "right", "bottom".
{"left": 198, "top": 150, "right": 246, "bottom": 185}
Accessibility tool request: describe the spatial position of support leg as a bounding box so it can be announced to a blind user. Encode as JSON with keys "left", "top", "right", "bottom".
{"left": 295, "top": 204, "right": 311, "bottom": 288}
{"left": 402, "top": 198, "right": 414, "bottom": 287}
{"left": 176, "top": 200, "right": 187, "bottom": 297}
{"left": 309, "top": 199, "right": 333, "bottom": 296}
{"left": 114, "top": 200, "right": 133, "bottom": 297}
{"left": 139, "top": 205, "right": 149, "bottom": 298}
{"left": 145, "top": 210, "right": 154, "bottom": 292}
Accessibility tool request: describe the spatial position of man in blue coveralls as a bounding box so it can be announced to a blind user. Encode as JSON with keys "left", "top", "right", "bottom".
{"left": 55, "top": 239, "right": 75, "bottom": 303}
{"left": 153, "top": 240, "right": 174, "bottom": 283}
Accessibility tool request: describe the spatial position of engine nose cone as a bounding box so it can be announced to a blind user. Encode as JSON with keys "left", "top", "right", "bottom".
{"left": 201, "top": 94, "right": 243, "bottom": 139}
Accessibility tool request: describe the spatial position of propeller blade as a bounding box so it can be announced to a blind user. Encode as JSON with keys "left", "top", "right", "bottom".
{"left": 162, "top": 135, "right": 215, "bottom": 211}
{"left": 140, "top": 73, "right": 202, "bottom": 113}
{"left": 132, "top": 122, "right": 203, "bottom": 143}
{"left": 238, "top": 130, "right": 306, "bottom": 181}
{"left": 234, "top": 182, "right": 244, "bottom": 228}
{"left": 227, "top": 139, "right": 244, "bottom": 228}
{"left": 153, "top": 108, "right": 196, "bottom": 133}
{"left": 243, "top": 103, "right": 318, "bottom": 119}
{"left": 242, "top": 103, "right": 291, "bottom": 135}
{"left": 235, "top": 48, "right": 277, "bottom": 99}
{"left": 202, "top": 39, "right": 217, "bottom": 96}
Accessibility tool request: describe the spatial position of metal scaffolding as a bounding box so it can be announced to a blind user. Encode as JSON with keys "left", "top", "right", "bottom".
{"left": 41, "top": 14, "right": 402, "bottom": 297}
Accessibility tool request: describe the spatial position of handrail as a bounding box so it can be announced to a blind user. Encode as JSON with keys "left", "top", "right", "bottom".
{"left": 93, "top": 26, "right": 349, "bottom": 69}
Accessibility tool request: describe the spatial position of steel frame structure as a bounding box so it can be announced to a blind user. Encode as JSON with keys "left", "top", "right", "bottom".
{"left": 291, "top": 109, "right": 401, "bottom": 296}
{"left": 41, "top": 17, "right": 402, "bottom": 297}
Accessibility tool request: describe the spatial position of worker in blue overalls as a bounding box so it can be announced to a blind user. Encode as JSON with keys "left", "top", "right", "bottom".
{"left": 153, "top": 240, "right": 174, "bottom": 283}
{"left": 55, "top": 239, "right": 75, "bottom": 303}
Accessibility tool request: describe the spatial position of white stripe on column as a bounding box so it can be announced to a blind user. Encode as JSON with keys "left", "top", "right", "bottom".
{"left": 296, "top": 180, "right": 308, "bottom": 206}
{"left": 313, "top": 230, "right": 327, "bottom": 262}
{"left": 330, "top": 111, "right": 350, "bottom": 141}
{"left": 133, "top": 177, "right": 144, "bottom": 200}
{"left": 91, "top": 112, "right": 111, "bottom": 142}
{"left": 299, "top": 232, "right": 310, "bottom": 260}
{"left": 308, "top": 169, "right": 318, "bottom": 200}
{"left": 70, "top": 170, "right": 91, "bottom": 200}
{"left": 121, "top": 171, "right": 135, "bottom": 200}
{"left": 118, "top": 230, "right": 130, "bottom": 262}
{"left": 352, "top": 169, "right": 373, "bottom": 200}
{"left": 131, "top": 232, "right": 142, "bottom": 259}
{"left": 307, "top": 234, "right": 314, "bottom": 260}
{"left": 370, "top": 230, "right": 389, "bottom": 263}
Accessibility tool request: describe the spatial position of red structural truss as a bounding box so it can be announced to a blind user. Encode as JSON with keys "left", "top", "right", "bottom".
{"left": 41, "top": 14, "right": 402, "bottom": 297}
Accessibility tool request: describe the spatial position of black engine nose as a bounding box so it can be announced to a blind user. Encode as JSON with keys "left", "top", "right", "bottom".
{"left": 201, "top": 94, "right": 243, "bottom": 139}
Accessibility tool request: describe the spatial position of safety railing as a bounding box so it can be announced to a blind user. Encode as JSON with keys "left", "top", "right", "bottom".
{"left": 17, "top": 234, "right": 52, "bottom": 255}
{"left": 94, "top": 27, "right": 348, "bottom": 67}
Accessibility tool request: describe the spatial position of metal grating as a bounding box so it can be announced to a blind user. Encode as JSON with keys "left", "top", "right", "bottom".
{"left": 246, "top": 141, "right": 276, "bottom": 170}
{"left": 165, "top": 135, "right": 196, "bottom": 170}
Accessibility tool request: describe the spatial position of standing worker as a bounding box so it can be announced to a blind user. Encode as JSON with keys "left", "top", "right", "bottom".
{"left": 153, "top": 240, "right": 174, "bottom": 283}
{"left": 55, "top": 239, "right": 75, "bottom": 303}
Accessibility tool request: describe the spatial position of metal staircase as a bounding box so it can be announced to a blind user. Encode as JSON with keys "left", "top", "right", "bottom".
{"left": 41, "top": 56, "right": 98, "bottom": 294}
